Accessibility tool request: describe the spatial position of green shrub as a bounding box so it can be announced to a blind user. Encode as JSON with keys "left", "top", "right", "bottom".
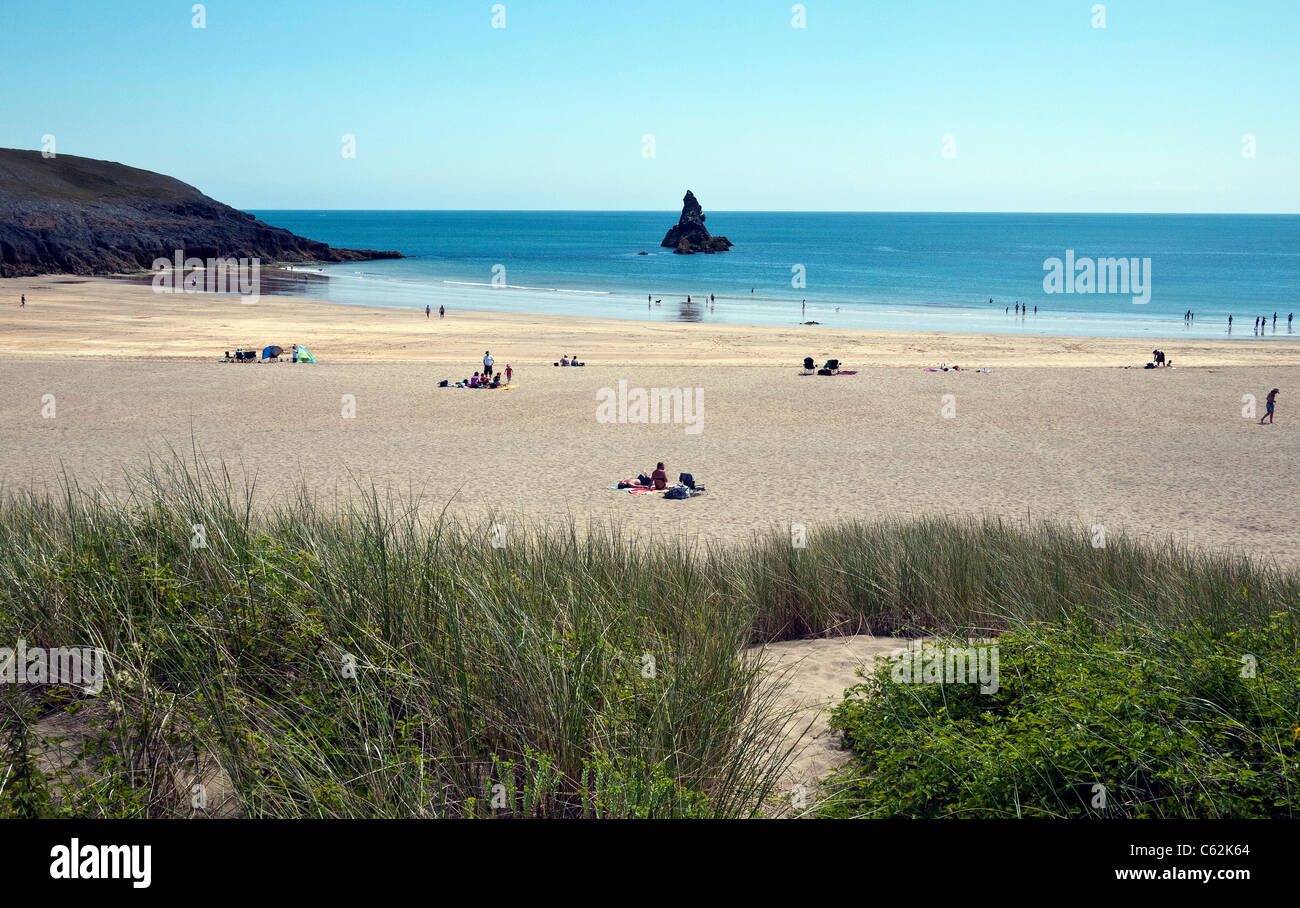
{"left": 820, "top": 616, "right": 1300, "bottom": 818}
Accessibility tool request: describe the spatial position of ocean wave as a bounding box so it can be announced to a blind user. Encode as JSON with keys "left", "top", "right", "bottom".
{"left": 442, "top": 281, "right": 612, "bottom": 294}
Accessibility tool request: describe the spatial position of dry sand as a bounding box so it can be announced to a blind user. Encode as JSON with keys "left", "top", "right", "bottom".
{"left": 753, "top": 635, "right": 908, "bottom": 810}
{"left": 3, "top": 275, "right": 1297, "bottom": 801}
{"left": 2, "top": 276, "right": 1296, "bottom": 566}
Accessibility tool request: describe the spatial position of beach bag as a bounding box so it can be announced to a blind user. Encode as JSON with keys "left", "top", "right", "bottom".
{"left": 678, "top": 473, "right": 695, "bottom": 489}
{"left": 438, "top": 380, "right": 449, "bottom": 387}
{"left": 664, "top": 485, "right": 690, "bottom": 500}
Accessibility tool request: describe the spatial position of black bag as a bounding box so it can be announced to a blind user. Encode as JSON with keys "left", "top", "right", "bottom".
{"left": 678, "top": 473, "right": 695, "bottom": 489}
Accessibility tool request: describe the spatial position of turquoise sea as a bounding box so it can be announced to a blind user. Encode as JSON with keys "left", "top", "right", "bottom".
{"left": 249, "top": 211, "right": 1300, "bottom": 340}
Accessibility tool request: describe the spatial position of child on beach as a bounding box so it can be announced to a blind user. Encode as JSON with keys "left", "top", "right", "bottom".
{"left": 505, "top": 364, "right": 512, "bottom": 383}
{"left": 1260, "top": 388, "right": 1278, "bottom": 424}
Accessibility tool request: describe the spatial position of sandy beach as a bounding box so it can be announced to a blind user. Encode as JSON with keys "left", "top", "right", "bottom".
{"left": 1, "top": 276, "right": 1297, "bottom": 569}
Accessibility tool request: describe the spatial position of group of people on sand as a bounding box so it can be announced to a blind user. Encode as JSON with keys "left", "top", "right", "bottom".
{"left": 559, "top": 354, "right": 583, "bottom": 366}
{"left": 615, "top": 463, "right": 703, "bottom": 498}
{"left": 619, "top": 462, "right": 670, "bottom": 490}
{"left": 451, "top": 351, "right": 512, "bottom": 388}
{"left": 222, "top": 344, "right": 305, "bottom": 363}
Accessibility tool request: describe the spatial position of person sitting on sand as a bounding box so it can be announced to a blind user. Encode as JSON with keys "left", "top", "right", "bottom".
{"left": 469, "top": 372, "right": 480, "bottom": 388}
{"left": 651, "top": 462, "right": 668, "bottom": 490}
{"left": 490, "top": 373, "right": 502, "bottom": 388}
{"left": 560, "top": 355, "right": 570, "bottom": 366}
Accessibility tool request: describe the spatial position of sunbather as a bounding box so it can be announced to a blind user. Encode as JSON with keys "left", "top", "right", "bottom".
{"left": 651, "top": 462, "right": 668, "bottom": 490}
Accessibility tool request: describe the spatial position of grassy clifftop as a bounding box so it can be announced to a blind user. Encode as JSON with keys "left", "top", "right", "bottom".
{"left": 0, "top": 148, "right": 400, "bottom": 276}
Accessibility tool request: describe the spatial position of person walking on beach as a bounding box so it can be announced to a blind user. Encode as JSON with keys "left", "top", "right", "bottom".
{"left": 505, "top": 363, "right": 512, "bottom": 383}
{"left": 426, "top": 305, "right": 430, "bottom": 318}
{"left": 483, "top": 351, "right": 494, "bottom": 378}
{"left": 802, "top": 300, "right": 806, "bottom": 316}
{"left": 1273, "top": 313, "right": 1278, "bottom": 329}
{"left": 1260, "top": 388, "right": 1278, "bottom": 424}
{"left": 439, "top": 305, "right": 445, "bottom": 319}
{"left": 19, "top": 294, "right": 24, "bottom": 307}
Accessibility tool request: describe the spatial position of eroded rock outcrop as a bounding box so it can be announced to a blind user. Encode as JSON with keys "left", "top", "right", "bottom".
{"left": 660, "top": 190, "right": 732, "bottom": 254}
{"left": 0, "top": 148, "right": 402, "bottom": 277}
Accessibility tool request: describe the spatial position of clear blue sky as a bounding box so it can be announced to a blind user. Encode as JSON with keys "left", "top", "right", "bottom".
{"left": 1, "top": 0, "right": 1296, "bottom": 211}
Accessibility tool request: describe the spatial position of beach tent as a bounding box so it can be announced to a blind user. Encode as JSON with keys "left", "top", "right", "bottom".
{"left": 261, "top": 345, "right": 284, "bottom": 361}
{"left": 296, "top": 346, "right": 317, "bottom": 363}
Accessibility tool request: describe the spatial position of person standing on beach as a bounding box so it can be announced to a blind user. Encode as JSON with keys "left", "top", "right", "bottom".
{"left": 505, "top": 363, "right": 512, "bottom": 383}
{"left": 426, "top": 305, "right": 430, "bottom": 318}
{"left": 483, "top": 351, "right": 494, "bottom": 378}
{"left": 19, "top": 295, "right": 24, "bottom": 307}
{"left": 1273, "top": 313, "right": 1278, "bottom": 329}
{"left": 710, "top": 293, "right": 715, "bottom": 304}
{"left": 439, "top": 305, "right": 445, "bottom": 319}
{"left": 1260, "top": 388, "right": 1278, "bottom": 424}
{"left": 802, "top": 300, "right": 806, "bottom": 316}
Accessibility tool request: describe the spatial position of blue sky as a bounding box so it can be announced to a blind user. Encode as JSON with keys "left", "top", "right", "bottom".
{"left": 1, "top": 0, "right": 1296, "bottom": 211}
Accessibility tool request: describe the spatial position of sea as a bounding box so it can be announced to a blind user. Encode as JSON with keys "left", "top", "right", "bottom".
{"left": 247, "top": 211, "right": 1300, "bottom": 340}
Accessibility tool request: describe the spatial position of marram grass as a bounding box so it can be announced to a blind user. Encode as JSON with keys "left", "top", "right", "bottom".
{"left": 0, "top": 458, "right": 1294, "bottom": 817}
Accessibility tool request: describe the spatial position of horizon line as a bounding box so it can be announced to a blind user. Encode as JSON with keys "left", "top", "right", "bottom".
{"left": 241, "top": 208, "right": 1300, "bottom": 216}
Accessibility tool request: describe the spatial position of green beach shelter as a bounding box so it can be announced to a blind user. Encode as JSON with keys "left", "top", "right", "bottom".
{"left": 296, "top": 346, "right": 317, "bottom": 363}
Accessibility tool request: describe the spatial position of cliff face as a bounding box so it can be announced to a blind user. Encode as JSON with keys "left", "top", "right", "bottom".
{"left": 0, "top": 148, "right": 401, "bottom": 277}
{"left": 660, "top": 190, "right": 732, "bottom": 254}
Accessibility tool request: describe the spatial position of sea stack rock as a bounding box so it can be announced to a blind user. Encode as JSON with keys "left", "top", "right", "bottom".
{"left": 660, "top": 190, "right": 732, "bottom": 254}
